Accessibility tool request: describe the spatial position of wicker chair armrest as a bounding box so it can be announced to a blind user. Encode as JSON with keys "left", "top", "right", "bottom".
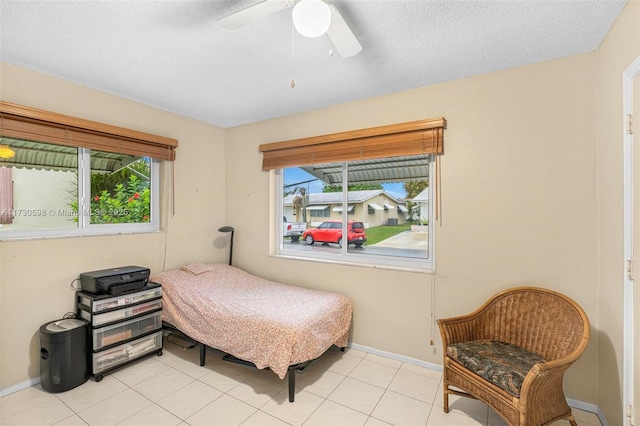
{"left": 519, "top": 358, "right": 576, "bottom": 408}
{"left": 437, "top": 312, "right": 486, "bottom": 345}
{"left": 520, "top": 324, "right": 588, "bottom": 403}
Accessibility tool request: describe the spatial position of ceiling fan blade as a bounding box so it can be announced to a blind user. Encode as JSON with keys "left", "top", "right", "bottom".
{"left": 327, "top": 4, "right": 362, "bottom": 58}
{"left": 218, "top": 0, "right": 294, "bottom": 29}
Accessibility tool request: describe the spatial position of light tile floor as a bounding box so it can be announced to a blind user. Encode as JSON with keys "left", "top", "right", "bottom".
{"left": 2, "top": 336, "right": 603, "bottom": 426}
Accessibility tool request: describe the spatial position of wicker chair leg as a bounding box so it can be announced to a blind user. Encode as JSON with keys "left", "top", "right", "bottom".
{"left": 568, "top": 416, "right": 577, "bottom": 426}
{"left": 443, "top": 387, "right": 450, "bottom": 413}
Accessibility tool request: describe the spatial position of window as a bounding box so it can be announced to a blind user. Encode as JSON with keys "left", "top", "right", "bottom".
{"left": 0, "top": 101, "right": 177, "bottom": 240}
{"left": 0, "top": 138, "right": 159, "bottom": 239}
{"left": 308, "top": 207, "right": 330, "bottom": 218}
{"left": 275, "top": 156, "right": 433, "bottom": 270}
{"left": 261, "top": 118, "right": 445, "bottom": 271}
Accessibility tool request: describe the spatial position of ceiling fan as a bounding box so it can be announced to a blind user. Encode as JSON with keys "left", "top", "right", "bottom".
{"left": 218, "top": 0, "right": 362, "bottom": 58}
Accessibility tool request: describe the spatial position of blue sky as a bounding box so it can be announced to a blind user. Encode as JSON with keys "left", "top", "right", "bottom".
{"left": 284, "top": 167, "right": 406, "bottom": 199}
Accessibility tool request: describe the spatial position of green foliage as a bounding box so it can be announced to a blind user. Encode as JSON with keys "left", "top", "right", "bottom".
{"left": 362, "top": 223, "right": 411, "bottom": 245}
{"left": 91, "top": 160, "right": 150, "bottom": 197}
{"left": 68, "top": 163, "right": 151, "bottom": 223}
{"left": 403, "top": 180, "right": 428, "bottom": 223}
{"left": 91, "top": 173, "right": 150, "bottom": 224}
{"left": 403, "top": 180, "right": 428, "bottom": 198}
{"left": 322, "top": 183, "right": 383, "bottom": 192}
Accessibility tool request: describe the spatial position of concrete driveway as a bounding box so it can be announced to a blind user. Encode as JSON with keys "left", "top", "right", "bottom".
{"left": 372, "top": 230, "right": 428, "bottom": 250}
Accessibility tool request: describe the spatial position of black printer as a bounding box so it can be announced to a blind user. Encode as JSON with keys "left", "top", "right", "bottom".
{"left": 79, "top": 266, "right": 150, "bottom": 295}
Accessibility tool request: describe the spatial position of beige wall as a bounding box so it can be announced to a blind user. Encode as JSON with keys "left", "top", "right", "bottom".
{"left": 10, "top": 168, "right": 77, "bottom": 229}
{"left": 0, "top": 63, "right": 227, "bottom": 389}
{"left": 595, "top": 1, "right": 640, "bottom": 425}
{"left": 222, "top": 8, "right": 636, "bottom": 419}
{"left": 0, "top": 3, "right": 637, "bottom": 421}
{"left": 225, "top": 53, "right": 599, "bottom": 402}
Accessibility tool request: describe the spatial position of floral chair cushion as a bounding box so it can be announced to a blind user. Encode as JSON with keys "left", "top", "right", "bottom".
{"left": 447, "top": 339, "right": 546, "bottom": 397}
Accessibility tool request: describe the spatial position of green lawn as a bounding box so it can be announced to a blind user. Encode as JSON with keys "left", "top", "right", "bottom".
{"left": 284, "top": 223, "right": 413, "bottom": 245}
{"left": 363, "top": 223, "right": 412, "bottom": 245}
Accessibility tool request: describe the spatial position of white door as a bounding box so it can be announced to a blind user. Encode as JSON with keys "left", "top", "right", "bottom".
{"left": 623, "top": 55, "right": 640, "bottom": 426}
{"left": 633, "top": 69, "right": 640, "bottom": 426}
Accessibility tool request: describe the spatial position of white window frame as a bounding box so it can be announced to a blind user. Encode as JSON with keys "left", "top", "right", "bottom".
{"left": 274, "top": 161, "right": 435, "bottom": 273}
{"left": 0, "top": 148, "right": 160, "bottom": 240}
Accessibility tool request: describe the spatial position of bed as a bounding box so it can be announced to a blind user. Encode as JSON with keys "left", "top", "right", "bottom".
{"left": 150, "top": 263, "right": 353, "bottom": 402}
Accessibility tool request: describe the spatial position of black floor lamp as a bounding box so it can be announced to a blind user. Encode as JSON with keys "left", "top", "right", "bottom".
{"left": 218, "top": 226, "right": 234, "bottom": 266}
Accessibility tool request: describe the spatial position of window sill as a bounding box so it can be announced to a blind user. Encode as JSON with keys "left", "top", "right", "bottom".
{"left": 0, "top": 227, "right": 161, "bottom": 242}
{"left": 272, "top": 251, "right": 434, "bottom": 274}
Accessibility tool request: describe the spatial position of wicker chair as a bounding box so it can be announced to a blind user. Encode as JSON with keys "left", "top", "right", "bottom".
{"left": 437, "top": 287, "right": 590, "bottom": 426}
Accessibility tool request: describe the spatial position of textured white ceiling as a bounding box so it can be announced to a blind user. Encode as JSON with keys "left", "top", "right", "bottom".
{"left": 0, "top": 0, "right": 628, "bottom": 128}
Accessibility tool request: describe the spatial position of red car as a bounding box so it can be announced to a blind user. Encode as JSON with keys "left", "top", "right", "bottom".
{"left": 302, "top": 220, "right": 367, "bottom": 248}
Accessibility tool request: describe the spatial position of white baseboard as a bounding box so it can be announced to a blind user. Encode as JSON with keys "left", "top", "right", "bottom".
{"left": 1, "top": 377, "right": 41, "bottom": 397}
{"left": 348, "top": 342, "right": 443, "bottom": 372}
{"left": 595, "top": 406, "right": 610, "bottom": 426}
{"left": 567, "top": 398, "right": 609, "bottom": 426}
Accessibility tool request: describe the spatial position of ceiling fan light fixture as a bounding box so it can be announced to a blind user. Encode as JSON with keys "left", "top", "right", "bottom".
{"left": 0, "top": 144, "right": 15, "bottom": 159}
{"left": 292, "top": 0, "right": 331, "bottom": 38}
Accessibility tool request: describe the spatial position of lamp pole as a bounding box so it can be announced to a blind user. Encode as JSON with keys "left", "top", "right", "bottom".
{"left": 218, "top": 226, "right": 235, "bottom": 266}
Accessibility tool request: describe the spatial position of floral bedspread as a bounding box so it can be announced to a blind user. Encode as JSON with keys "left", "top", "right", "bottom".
{"left": 151, "top": 263, "right": 352, "bottom": 379}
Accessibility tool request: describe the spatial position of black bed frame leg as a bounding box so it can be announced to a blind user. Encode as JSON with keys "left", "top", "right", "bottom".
{"left": 199, "top": 343, "right": 206, "bottom": 366}
{"left": 288, "top": 369, "right": 295, "bottom": 402}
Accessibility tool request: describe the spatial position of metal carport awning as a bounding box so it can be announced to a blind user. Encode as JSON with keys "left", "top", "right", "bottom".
{"left": 299, "top": 155, "right": 430, "bottom": 185}
{"left": 0, "top": 137, "right": 140, "bottom": 173}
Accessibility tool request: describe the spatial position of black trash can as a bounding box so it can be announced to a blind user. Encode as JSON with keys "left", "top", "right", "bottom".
{"left": 40, "top": 318, "right": 89, "bottom": 393}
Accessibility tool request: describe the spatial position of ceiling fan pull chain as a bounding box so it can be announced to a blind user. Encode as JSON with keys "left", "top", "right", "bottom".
{"left": 328, "top": 11, "right": 333, "bottom": 56}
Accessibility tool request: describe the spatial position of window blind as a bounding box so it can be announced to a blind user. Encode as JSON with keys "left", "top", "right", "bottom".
{"left": 259, "top": 117, "right": 445, "bottom": 170}
{"left": 0, "top": 101, "right": 178, "bottom": 161}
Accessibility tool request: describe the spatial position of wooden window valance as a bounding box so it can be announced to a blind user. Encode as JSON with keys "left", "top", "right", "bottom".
{"left": 259, "top": 117, "right": 445, "bottom": 170}
{"left": 0, "top": 101, "right": 178, "bottom": 161}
